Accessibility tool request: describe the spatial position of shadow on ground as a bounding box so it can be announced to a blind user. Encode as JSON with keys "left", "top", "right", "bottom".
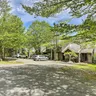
{"left": 0, "top": 65, "right": 96, "bottom": 96}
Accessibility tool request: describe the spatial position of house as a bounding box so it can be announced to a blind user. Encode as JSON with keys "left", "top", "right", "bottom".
{"left": 61, "top": 43, "right": 94, "bottom": 63}
{"left": 80, "top": 48, "right": 93, "bottom": 63}
{"left": 40, "top": 43, "right": 96, "bottom": 63}
{"left": 61, "top": 43, "right": 80, "bottom": 62}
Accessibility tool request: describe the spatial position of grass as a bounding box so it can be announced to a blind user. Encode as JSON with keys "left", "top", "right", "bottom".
{"left": 72, "top": 63, "right": 96, "bottom": 71}
{"left": 61, "top": 64, "right": 96, "bottom": 80}
{"left": 0, "top": 61, "right": 23, "bottom": 65}
{"left": 71, "top": 64, "right": 96, "bottom": 80}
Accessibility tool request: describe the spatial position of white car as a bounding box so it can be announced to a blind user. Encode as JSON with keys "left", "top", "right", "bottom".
{"left": 33, "top": 55, "right": 48, "bottom": 61}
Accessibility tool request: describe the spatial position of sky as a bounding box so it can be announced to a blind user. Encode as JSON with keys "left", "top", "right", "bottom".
{"left": 9, "top": 0, "right": 87, "bottom": 28}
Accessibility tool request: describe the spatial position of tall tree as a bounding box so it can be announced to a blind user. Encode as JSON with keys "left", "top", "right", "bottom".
{"left": 26, "top": 21, "right": 53, "bottom": 55}
{"left": 0, "top": 15, "right": 26, "bottom": 59}
{"left": 0, "top": 0, "right": 26, "bottom": 59}
{"left": 0, "top": 0, "right": 11, "bottom": 59}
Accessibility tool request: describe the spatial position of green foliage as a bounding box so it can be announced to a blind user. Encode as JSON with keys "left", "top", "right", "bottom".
{"left": 22, "top": 0, "right": 96, "bottom": 18}
{"left": 0, "top": 0, "right": 11, "bottom": 16}
{"left": 22, "top": 0, "right": 96, "bottom": 46}
{"left": 26, "top": 21, "right": 53, "bottom": 53}
{"left": 0, "top": 15, "right": 26, "bottom": 49}
{"left": 0, "top": 1, "right": 27, "bottom": 59}
{"left": 64, "top": 51, "right": 78, "bottom": 61}
{"left": 0, "top": 13, "right": 26, "bottom": 59}
{"left": 64, "top": 51, "right": 77, "bottom": 57}
{"left": 42, "top": 42, "right": 54, "bottom": 49}
{"left": 93, "top": 53, "right": 96, "bottom": 64}
{"left": 52, "top": 22, "right": 76, "bottom": 34}
{"left": 0, "top": 0, "right": 26, "bottom": 50}
{"left": 22, "top": 1, "right": 65, "bottom": 17}
{"left": 50, "top": 22, "right": 77, "bottom": 46}
{"left": 93, "top": 53, "right": 96, "bottom": 60}
{"left": 72, "top": 64, "right": 96, "bottom": 71}
{"left": 70, "top": 17, "right": 96, "bottom": 44}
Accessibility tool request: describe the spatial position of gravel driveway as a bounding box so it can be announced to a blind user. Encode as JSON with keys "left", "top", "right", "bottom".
{"left": 0, "top": 59, "right": 96, "bottom": 96}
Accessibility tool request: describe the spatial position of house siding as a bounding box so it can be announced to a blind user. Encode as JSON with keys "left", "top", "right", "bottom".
{"left": 87, "top": 53, "right": 92, "bottom": 63}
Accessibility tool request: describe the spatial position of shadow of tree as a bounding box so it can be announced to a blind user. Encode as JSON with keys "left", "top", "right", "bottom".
{"left": 0, "top": 65, "right": 96, "bottom": 96}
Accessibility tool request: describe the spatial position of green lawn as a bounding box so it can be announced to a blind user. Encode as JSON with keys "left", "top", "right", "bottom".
{"left": 61, "top": 64, "right": 96, "bottom": 80}
{"left": 72, "top": 64, "right": 96, "bottom": 71}
{"left": 0, "top": 61, "right": 23, "bottom": 64}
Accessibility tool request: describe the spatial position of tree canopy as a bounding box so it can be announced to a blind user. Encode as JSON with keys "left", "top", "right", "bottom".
{"left": 0, "top": 15, "right": 26, "bottom": 49}
{"left": 0, "top": 1, "right": 26, "bottom": 58}
{"left": 22, "top": 0, "right": 96, "bottom": 18}
{"left": 67, "top": 17, "right": 96, "bottom": 44}
{"left": 22, "top": 0, "right": 96, "bottom": 46}
{"left": 0, "top": 0, "right": 11, "bottom": 16}
{"left": 26, "top": 21, "right": 53, "bottom": 54}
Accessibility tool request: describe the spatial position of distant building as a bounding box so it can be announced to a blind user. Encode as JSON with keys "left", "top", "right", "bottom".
{"left": 42, "top": 43, "right": 96, "bottom": 63}
{"left": 61, "top": 43, "right": 93, "bottom": 63}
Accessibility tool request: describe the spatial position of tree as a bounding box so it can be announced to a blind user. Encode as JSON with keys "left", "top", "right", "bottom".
{"left": 42, "top": 42, "right": 54, "bottom": 60}
{"left": 61, "top": 17, "right": 96, "bottom": 63}
{"left": 22, "top": 0, "right": 96, "bottom": 62}
{"left": 0, "top": 0, "right": 11, "bottom": 59}
{"left": 22, "top": 0, "right": 96, "bottom": 18}
{"left": 0, "top": 1, "right": 26, "bottom": 59}
{"left": 64, "top": 51, "right": 78, "bottom": 62}
{"left": 22, "top": 0, "right": 96, "bottom": 42}
{"left": 69, "top": 17, "right": 96, "bottom": 43}
{"left": 26, "top": 21, "right": 53, "bottom": 55}
{"left": 0, "top": 15, "right": 26, "bottom": 59}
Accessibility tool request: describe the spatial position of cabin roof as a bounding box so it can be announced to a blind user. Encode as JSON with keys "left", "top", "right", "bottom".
{"left": 62, "top": 43, "right": 80, "bottom": 53}
{"left": 81, "top": 49, "right": 93, "bottom": 53}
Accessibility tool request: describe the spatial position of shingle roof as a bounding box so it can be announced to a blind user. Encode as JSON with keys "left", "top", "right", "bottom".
{"left": 61, "top": 43, "right": 95, "bottom": 53}
{"left": 81, "top": 49, "right": 93, "bottom": 53}
{"left": 62, "top": 43, "right": 80, "bottom": 53}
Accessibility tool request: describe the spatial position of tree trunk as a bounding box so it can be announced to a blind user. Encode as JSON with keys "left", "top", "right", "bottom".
{"left": 1, "top": 46, "right": 5, "bottom": 60}
{"left": 69, "top": 55, "right": 71, "bottom": 61}
{"left": 50, "top": 49, "right": 53, "bottom": 60}
{"left": 78, "top": 52, "right": 81, "bottom": 63}
{"left": 54, "top": 49, "right": 56, "bottom": 60}
{"left": 92, "top": 48, "right": 95, "bottom": 63}
{"left": 28, "top": 49, "right": 31, "bottom": 58}
{"left": 54, "top": 49, "right": 58, "bottom": 61}
{"left": 35, "top": 47, "right": 41, "bottom": 54}
{"left": 78, "top": 49, "right": 82, "bottom": 63}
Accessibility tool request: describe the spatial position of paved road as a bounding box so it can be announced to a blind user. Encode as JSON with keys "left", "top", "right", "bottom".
{"left": 17, "top": 59, "right": 74, "bottom": 66}
{"left": 0, "top": 59, "right": 96, "bottom": 96}
{"left": 0, "top": 59, "right": 74, "bottom": 67}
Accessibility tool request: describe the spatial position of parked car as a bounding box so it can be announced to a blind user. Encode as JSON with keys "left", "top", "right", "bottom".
{"left": 12, "top": 54, "right": 27, "bottom": 58}
{"left": 31, "top": 55, "right": 37, "bottom": 59}
{"left": 33, "top": 55, "right": 48, "bottom": 61}
{"left": 19, "top": 55, "right": 27, "bottom": 58}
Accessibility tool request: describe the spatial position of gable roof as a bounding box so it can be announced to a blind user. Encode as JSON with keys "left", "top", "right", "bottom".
{"left": 62, "top": 43, "right": 80, "bottom": 53}
{"left": 61, "top": 43, "right": 95, "bottom": 54}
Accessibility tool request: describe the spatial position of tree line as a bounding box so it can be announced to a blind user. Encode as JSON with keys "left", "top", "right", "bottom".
{"left": 1, "top": 0, "right": 96, "bottom": 61}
